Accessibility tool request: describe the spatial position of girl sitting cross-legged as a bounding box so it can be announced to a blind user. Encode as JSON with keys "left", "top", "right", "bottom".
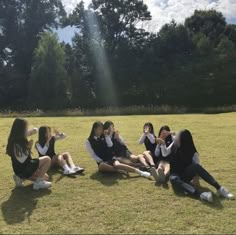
{"left": 36, "top": 126, "right": 84, "bottom": 176}
{"left": 86, "top": 121, "right": 151, "bottom": 178}
{"left": 6, "top": 118, "right": 52, "bottom": 190}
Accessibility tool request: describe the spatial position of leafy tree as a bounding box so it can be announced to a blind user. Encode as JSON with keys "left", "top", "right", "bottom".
{"left": 0, "top": 0, "right": 65, "bottom": 106}
{"left": 29, "top": 32, "right": 68, "bottom": 109}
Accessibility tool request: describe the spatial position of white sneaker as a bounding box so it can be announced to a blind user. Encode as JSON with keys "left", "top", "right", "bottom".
{"left": 13, "top": 174, "right": 24, "bottom": 187}
{"left": 72, "top": 166, "right": 85, "bottom": 173}
{"left": 150, "top": 167, "right": 159, "bottom": 182}
{"left": 217, "top": 187, "right": 234, "bottom": 200}
{"left": 200, "top": 192, "right": 213, "bottom": 203}
{"left": 63, "top": 168, "right": 77, "bottom": 175}
{"left": 140, "top": 171, "right": 151, "bottom": 178}
{"left": 157, "top": 168, "right": 165, "bottom": 183}
{"left": 33, "top": 180, "right": 51, "bottom": 190}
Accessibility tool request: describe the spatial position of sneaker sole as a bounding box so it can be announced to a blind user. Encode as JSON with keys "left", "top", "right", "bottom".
{"left": 76, "top": 169, "right": 85, "bottom": 174}
{"left": 157, "top": 168, "right": 165, "bottom": 183}
{"left": 64, "top": 172, "right": 77, "bottom": 176}
{"left": 150, "top": 167, "right": 159, "bottom": 181}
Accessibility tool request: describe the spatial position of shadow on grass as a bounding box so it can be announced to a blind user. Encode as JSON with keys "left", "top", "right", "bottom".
{"left": 90, "top": 171, "right": 141, "bottom": 186}
{"left": 49, "top": 168, "right": 84, "bottom": 183}
{"left": 171, "top": 184, "right": 224, "bottom": 209}
{"left": 1, "top": 185, "right": 51, "bottom": 225}
{"left": 155, "top": 181, "right": 170, "bottom": 190}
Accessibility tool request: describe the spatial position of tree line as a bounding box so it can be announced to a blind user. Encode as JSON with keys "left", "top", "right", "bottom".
{"left": 0, "top": 0, "right": 236, "bottom": 110}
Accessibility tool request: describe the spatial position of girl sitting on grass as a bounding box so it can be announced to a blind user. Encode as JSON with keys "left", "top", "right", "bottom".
{"left": 138, "top": 122, "right": 159, "bottom": 172}
{"left": 158, "top": 129, "right": 234, "bottom": 203}
{"left": 6, "top": 118, "right": 52, "bottom": 190}
{"left": 36, "top": 126, "right": 84, "bottom": 175}
{"left": 139, "top": 122, "right": 157, "bottom": 161}
{"left": 103, "top": 121, "right": 149, "bottom": 168}
{"left": 86, "top": 121, "right": 151, "bottom": 178}
{"left": 151, "top": 125, "right": 174, "bottom": 183}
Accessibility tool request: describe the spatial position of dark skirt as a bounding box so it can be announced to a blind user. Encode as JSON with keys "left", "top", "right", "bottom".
{"left": 12, "top": 157, "right": 40, "bottom": 179}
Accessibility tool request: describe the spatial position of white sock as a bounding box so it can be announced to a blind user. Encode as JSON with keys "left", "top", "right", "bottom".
{"left": 63, "top": 164, "right": 71, "bottom": 171}
{"left": 35, "top": 177, "right": 44, "bottom": 182}
{"left": 135, "top": 169, "right": 142, "bottom": 175}
{"left": 70, "top": 164, "right": 75, "bottom": 168}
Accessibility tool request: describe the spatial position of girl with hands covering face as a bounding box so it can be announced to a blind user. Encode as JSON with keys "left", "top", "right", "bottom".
{"left": 36, "top": 126, "right": 84, "bottom": 176}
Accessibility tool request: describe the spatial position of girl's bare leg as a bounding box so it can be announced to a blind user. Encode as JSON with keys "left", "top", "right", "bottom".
{"left": 130, "top": 154, "right": 149, "bottom": 167}
{"left": 56, "top": 154, "right": 68, "bottom": 168}
{"left": 143, "top": 151, "right": 155, "bottom": 166}
{"left": 28, "top": 156, "right": 51, "bottom": 181}
{"left": 62, "top": 152, "right": 75, "bottom": 167}
{"left": 98, "top": 162, "right": 117, "bottom": 172}
{"left": 163, "top": 162, "right": 170, "bottom": 176}
{"left": 113, "top": 160, "right": 137, "bottom": 173}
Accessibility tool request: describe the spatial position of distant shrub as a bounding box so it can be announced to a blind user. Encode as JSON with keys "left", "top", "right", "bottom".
{"left": 0, "top": 105, "right": 235, "bottom": 117}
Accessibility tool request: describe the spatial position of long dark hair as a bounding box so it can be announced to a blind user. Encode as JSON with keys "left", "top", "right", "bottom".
{"left": 38, "top": 126, "right": 50, "bottom": 147}
{"left": 158, "top": 125, "right": 171, "bottom": 137}
{"left": 178, "top": 129, "right": 197, "bottom": 159}
{"left": 103, "top": 121, "right": 114, "bottom": 130}
{"left": 6, "top": 118, "right": 30, "bottom": 157}
{"left": 88, "top": 121, "right": 104, "bottom": 140}
{"left": 143, "top": 122, "right": 154, "bottom": 134}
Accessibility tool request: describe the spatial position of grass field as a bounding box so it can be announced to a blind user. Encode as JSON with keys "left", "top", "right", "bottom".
{"left": 0, "top": 113, "right": 236, "bottom": 234}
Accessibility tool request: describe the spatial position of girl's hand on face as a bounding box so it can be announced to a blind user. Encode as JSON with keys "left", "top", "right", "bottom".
{"left": 144, "top": 126, "right": 149, "bottom": 134}
{"left": 156, "top": 138, "right": 165, "bottom": 145}
{"left": 160, "top": 130, "right": 171, "bottom": 139}
{"left": 46, "top": 135, "right": 52, "bottom": 144}
{"left": 103, "top": 130, "right": 109, "bottom": 136}
{"left": 114, "top": 130, "right": 119, "bottom": 139}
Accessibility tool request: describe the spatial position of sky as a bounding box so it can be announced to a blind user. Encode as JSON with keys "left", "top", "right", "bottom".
{"left": 57, "top": 0, "right": 236, "bottom": 43}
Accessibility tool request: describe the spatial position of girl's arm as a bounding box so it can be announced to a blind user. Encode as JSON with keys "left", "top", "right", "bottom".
{"left": 139, "top": 133, "right": 146, "bottom": 144}
{"left": 85, "top": 140, "right": 103, "bottom": 163}
{"left": 160, "top": 142, "right": 174, "bottom": 157}
{"left": 35, "top": 143, "right": 49, "bottom": 155}
{"left": 105, "top": 135, "right": 113, "bottom": 147}
{"left": 193, "top": 152, "right": 200, "bottom": 164}
{"left": 146, "top": 133, "right": 156, "bottom": 144}
{"left": 54, "top": 133, "right": 67, "bottom": 141}
{"left": 154, "top": 144, "right": 161, "bottom": 157}
{"left": 27, "top": 128, "right": 38, "bottom": 137}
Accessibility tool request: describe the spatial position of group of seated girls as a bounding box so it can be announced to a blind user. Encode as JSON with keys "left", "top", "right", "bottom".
{"left": 86, "top": 121, "right": 234, "bottom": 203}
{"left": 6, "top": 118, "right": 84, "bottom": 190}
{"left": 6, "top": 118, "right": 234, "bottom": 203}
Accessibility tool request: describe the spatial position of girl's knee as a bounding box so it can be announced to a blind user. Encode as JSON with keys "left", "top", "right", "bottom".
{"left": 113, "top": 160, "right": 120, "bottom": 168}
{"left": 170, "top": 174, "right": 179, "bottom": 183}
{"left": 44, "top": 173, "right": 49, "bottom": 181}
{"left": 41, "top": 156, "right": 51, "bottom": 163}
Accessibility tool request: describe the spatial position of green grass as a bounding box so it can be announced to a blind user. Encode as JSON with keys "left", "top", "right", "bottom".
{"left": 0, "top": 114, "right": 236, "bottom": 234}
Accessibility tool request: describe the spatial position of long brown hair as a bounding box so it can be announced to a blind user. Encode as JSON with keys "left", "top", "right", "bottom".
{"left": 6, "top": 118, "right": 31, "bottom": 157}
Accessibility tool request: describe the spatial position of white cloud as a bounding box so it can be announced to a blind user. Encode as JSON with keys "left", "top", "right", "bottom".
{"left": 61, "top": 0, "right": 236, "bottom": 32}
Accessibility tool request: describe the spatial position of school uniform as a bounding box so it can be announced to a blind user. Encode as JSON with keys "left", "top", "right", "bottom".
{"left": 11, "top": 144, "right": 39, "bottom": 179}
{"left": 86, "top": 135, "right": 116, "bottom": 166}
{"left": 154, "top": 135, "right": 174, "bottom": 163}
{"left": 139, "top": 133, "right": 157, "bottom": 157}
{"left": 160, "top": 142, "right": 220, "bottom": 196}
{"left": 35, "top": 134, "right": 66, "bottom": 159}
{"left": 109, "top": 132, "right": 132, "bottom": 159}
